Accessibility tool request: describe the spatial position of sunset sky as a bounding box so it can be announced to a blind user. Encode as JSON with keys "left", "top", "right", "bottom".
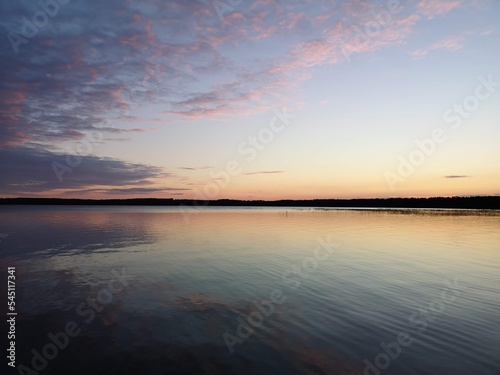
{"left": 1, "top": 0, "right": 499, "bottom": 200}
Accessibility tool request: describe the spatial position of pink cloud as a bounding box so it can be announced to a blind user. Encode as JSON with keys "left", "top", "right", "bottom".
{"left": 269, "top": 10, "right": 421, "bottom": 80}
{"left": 0, "top": 85, "right": 31, "bottom": 146}
{"left": 164, "top": 2, "right": 429, "bottom": 120}
{"left": 410, "top": 34, "right": 466, "bottom": 58}
{"left": 417, "top": 0, "right": 462, "bottom": 19}
{"left": 145, "top": 22, "right": 156, "bottom": 45}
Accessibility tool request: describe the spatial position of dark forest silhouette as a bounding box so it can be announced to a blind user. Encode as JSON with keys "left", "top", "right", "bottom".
{"left": 1, "top": 196, "right": 499, "bottom": 209}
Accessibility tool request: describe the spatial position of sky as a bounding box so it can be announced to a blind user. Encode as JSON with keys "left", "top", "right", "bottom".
{"left": 0, "top": 0, "right": 499, "bottom": 200}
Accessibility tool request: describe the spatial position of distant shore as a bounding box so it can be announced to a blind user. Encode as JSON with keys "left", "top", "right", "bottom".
{"left": 1, "top": 196, "right": 499, "bottom": 209}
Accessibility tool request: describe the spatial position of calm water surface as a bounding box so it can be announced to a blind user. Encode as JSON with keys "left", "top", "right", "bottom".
{"left": 1, "top": 206, "right": 499, "bottom": 375}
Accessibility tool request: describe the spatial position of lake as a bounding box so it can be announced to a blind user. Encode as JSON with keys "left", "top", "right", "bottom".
{"left": 1, "top": 206, "right": 499, "bottom": 375}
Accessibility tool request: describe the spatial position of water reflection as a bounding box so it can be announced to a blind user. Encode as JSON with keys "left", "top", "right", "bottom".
{"left": 0, "top": 206, "right": 163, "bottom": 259}
{"left": 1, "top": 206, "right": 499, "bottom": 374}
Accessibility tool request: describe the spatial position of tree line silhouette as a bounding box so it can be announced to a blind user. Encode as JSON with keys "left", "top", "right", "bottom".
{"left": 1, "top": 196, "right": 499, "bottom": 209}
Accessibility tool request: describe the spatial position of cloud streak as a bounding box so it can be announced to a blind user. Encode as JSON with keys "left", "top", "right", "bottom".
{"left": 244, "top": 171, "right": 285, "bottom": 176}
{"left": 410, "top": 33, "right": 466, "bottom": 58}
{"left": 0, "top": 146, "right": 175, "bottom": 196}
{"left": 178, "top": 166, "right": 212, "bottom": 171}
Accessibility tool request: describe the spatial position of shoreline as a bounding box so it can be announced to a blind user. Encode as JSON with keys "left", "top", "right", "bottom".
{"left": 1, "top": 196, "right": 500, "bottom": 210}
